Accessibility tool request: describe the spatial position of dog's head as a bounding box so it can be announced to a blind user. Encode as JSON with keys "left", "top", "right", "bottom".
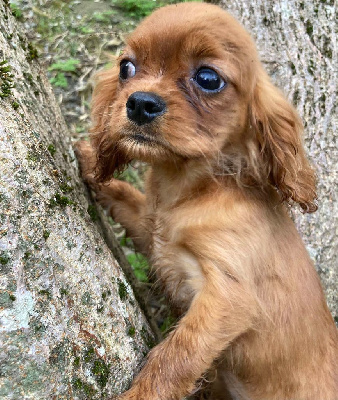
{"left": 90, "top": 2, "right": 317, "bottom": 212}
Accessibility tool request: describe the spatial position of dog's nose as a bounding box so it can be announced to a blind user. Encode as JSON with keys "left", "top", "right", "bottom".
{"left": 126, "top": 91, "right": 166, "bottom": 126}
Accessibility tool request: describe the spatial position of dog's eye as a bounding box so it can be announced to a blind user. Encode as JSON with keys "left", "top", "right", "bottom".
{"left": 120, "top": 60, "right": 136, "bottom": 80}
{"left": 194, "top": 68, "right": 225, "bottom": 92}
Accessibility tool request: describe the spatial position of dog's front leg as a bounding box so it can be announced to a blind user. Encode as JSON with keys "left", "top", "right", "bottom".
{"left": 75, "top": 140, "right": 151, "bottom": 255}
{"left": 117, "top": 266, "right": 257, "bottom": 400}
{"left": 94, "top": 179, "right": 151, "bottom": 255}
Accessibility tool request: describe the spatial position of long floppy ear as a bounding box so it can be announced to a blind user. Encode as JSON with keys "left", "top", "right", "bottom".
{"left": 250, "top": 70, "right": 317, "bottom": 213}
{"left": 90, "top": 67, "right": 131, "bottom": 183}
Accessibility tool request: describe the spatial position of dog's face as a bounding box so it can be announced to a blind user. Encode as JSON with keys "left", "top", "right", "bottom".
{"left": 91, "top": 2, "right": 317, "bottom": 213}
{"left": 92, "top": 3, "right": 258, "bottom": 168}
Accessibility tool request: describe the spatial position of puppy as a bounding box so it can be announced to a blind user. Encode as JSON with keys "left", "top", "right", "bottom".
{"left": 76, "top": 3, "right": 338, "bottom": 399}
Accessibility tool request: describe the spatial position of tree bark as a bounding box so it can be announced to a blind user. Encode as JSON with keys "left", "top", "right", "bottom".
{"left": 217, "top": 0, "right": 337, "bottom": 322}
{"left": 0, "top": 1, "right": 155, "bottom": 398}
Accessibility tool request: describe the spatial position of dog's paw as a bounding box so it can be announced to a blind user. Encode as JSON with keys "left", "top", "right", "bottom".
{"left": 93, "top": 179, "right": 130, "bottom": 216}
{"left": 95, "top": 184, "right": 117, "bottom": 211}
{"left": 74, "top": 140, "right": 96, "bottom": 180}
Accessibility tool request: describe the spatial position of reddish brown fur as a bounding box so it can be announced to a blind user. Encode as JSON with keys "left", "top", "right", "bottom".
{"left": 76, "top": 3, "right": 337, "bottom": 399}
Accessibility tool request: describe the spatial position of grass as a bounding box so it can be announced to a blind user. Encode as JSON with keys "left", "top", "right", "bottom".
{"left": 48, "top": 59, "right": 80, "bottom": 73}
{"left": 111, "top": 0, "right": 159, "bottom": 18}
{"left": 126, "top": 252, "right": 150, "bottom": 282}
{"left": 112, "top": 0, "right": 203, "bottom": 19}
{"left": 10, "top": 2, "right": 23, "bottom": 20}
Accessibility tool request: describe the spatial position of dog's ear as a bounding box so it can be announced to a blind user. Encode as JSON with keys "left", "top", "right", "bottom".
{"left": 250, "top": 70, "right": 317, "bottom": 213}
{"left": 90, "top": 68, "right": 131, "bottom": 182}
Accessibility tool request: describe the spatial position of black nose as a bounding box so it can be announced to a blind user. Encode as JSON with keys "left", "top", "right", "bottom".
{"left": 126, "top": 91, "right": 166, "bottom": 126}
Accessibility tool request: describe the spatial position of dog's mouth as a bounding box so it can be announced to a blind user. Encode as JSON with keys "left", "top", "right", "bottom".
{"left": 122, "top": 131, "right": 168, "bottom": 149}
{"left": 117, "top": 127, "right": 181, "bottom": 162}
{"left": 130, "top": 133, "right": 156, "bottom": 145}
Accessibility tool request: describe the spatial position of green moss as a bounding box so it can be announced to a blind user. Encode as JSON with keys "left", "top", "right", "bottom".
{"left": 307, "top": 59, "right": 315, "bottom": 76}
{"left": 306, "top": 20, "right": 313, "bottom": 37}
{"left": 101, "top": 290, "right": 111, "bottom": 301}
{"left": 59, "top": 287, "right": 68, "bottom": 296}
{"left": 319, "top": 93, "right": 326, "bottom": 115}
{"left": 49, "top": 192, "right": 74, "bottom": 208}
{"left": 27, "top": 42, "right": 39, "bottom": 61}
{"left": 73, "top": 356, "right": 80, "bottom": 367}
{"left": 292, "top": 89, "right": 300, "bottom": 105}
{"left": 84, "top": 346, "right": 95, "bottom": 362}
{"left": 0, "top": 252, "right": 10, "bottom": 265}
{"left": 60, "top": 183, "right": 73, "bottom": 193}
{"left": 0, "top": 292, "right": 14, "bottom": 307}
{"left": 43, "top": 230, "right": 50, "bottom": 240}
{"left": 62, "top": 170, "right": 72, "bottom": 181}
{"left": 322, "top": 35, "right": 332, "bottom": 59}
{"left": 91, "top": 359, "right": 110, "bottom": 388}
{"left": 72, "top": 377, "right": 96, "bottom": 397}
{"left": 21, "top": 189, "right": 33, "bottom": 198}
{"left": 11, "top": 101, "right": 19, "bottom": 110}
{"left": 289, "top": 62, "right": 296, "bottom": 75}
{"left": 262, "top": 16, "right": 270, "bottom": 26}
{"left": 127, "top": 326, "right": 136, "bottom": 337}
{"left": 23, "top": 72, "right": 34, "bottom": 85}
{"left": 39, "top": 289, "right": 52, "bottom": 300}
{"left": 0, "top": 60, "right": 15, "bottom": 99}
{"left": 97, "top": 304, "right": 104, "bottom": 313}
{"left": 95, "top": 246, "right": 103, "bottom": 255}
{"left": 47, "top": 144, "right": 56, "bottom": 156}
{"left": 9, "top": 294, "right": 16, "bottom": 301}
{"left": 117, "top": 278, "right": 128, "bottom": 301}
{"left": 26, "top": 151, "right": 39, "bottom": 162}
{"left": 87, "top": 204, "right": 98, "bottom": 222}
{"left": 23, "top": 251, "right": 31, "bottom": 260}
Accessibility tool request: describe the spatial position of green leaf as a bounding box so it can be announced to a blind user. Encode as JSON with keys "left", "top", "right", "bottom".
{"left": 49, "top": 72, "right": 68, "bottom": 88}
{"left": 127, "top": 253, "right": 149, "bottom": 282}
{"left": 48, "top": 58, "right": 80, "bottom": 73}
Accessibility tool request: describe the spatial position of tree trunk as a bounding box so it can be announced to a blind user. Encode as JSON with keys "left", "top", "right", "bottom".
{"left": 217, "top": 0, "right": 337, "bottom": 322}
{"left": 0, "top": 1, "right": 155, "bottom": 398}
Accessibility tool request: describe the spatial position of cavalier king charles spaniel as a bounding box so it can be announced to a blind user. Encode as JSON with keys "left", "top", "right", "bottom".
{"left": 76, "top": 2, "right": 337, "bottom": 399}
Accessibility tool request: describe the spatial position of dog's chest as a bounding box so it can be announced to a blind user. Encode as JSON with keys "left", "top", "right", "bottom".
{"left": 149, "top": 213, "right": 204, "bottom": 312}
